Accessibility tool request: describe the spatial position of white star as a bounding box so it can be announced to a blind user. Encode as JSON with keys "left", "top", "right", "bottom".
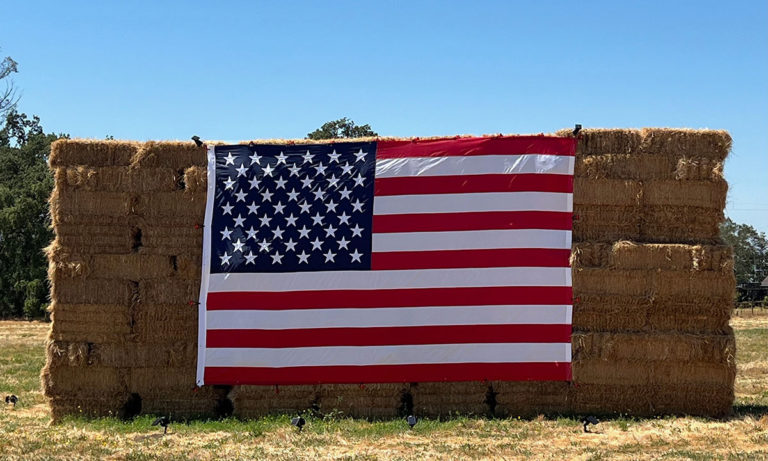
{"left": 272, "top": 226, "right": 284, "bottom": 240}
{"left": 351, "top": 199, "right": 364, "bottom": 212}
{"left": 233, "top": 214, "right": 246, "bottom": 227}
{"left": 311, "top": 212, "right": 324, "bottom": 226}
{"left": 249, "top": 151, "right": 261, "bottom": 166}
{"left": 327, "top": 174, "right": 339, "bottom": 188}
{"left": 248, "top": 176, "right": 261, "bottom": 190}
{"left": 288, "top": 163, "right": 301, "bottom": 177}
{"left": 324, "top": 224, "right": 337, "bottom": 238}
{"left": 302, "top": 150, "right": 313, "bottom": 164}
{"left": 261, "top": 189, "right": 274, "bottom": 202}
{"left": 275, "top": 151, "right": 288, "bottom": 165}
{"left": 234, "top": 189, "right": 248, "bottom": 202}
{"left": 221, "top": 202, "right": 234, "bottom": 215}
{"left": 353, "top": 174, "right": 366, "bottom": 187}
{"left": 299, "top": 202, "right": 312, "bottom": 214}
{"left": 273, "top": 201, "right": 286, "bottom": 214}
{"left": 325, "top": 200, "right": 338, "bottom": 213}
{"left": 300, "top": 177, "right": 313, "bottom": 189}
{"left": 285, "top": 214, "right": 298, "bottom": 227}
{"left": 236, "top": 163, "right": 248, "bottom": 177}
{"left": 275, "top": 177, "right": 288, "bottom": 189}
{"left": 284, "top": 238, "right": 297, "bottom": 252}
{"left": 298, "top": 226, "right": 311, "bottom": 239}
{"left": 339, "top": 187, "right": 352, "bottom": 200}
{"left": 220, "top": 252, "right": 232, "bottom": 265}
{"left": 287, "top": 189, "right": 300, "bottom": 202}
{"left": 224, "top": 152, "right": 236, "bottom": 166}
{"left": 220, "top": 227, "right": 233, "bottom": 240}
{"left": 314, "top": 162, "right": 327, "bottom": 176}
{"left": 338, "top": 212, "right": 351, "bottom": 225}
{"left": 244, "top": 251, "right": 257, "bottom": 264}
{"left": 350, "top": 249, "right": 363, "bottom": 263}
{"left": 311, "top": 237, "right": 324, "bottom": 251}
{"left": 271, "top": 252, "right": 284, "bottom": 264}
{"left": 328, "top": 149, "right": 341, "bottom": 163}
{"left": 223, "top": 176, "right": 236, "bottom": 190}
{"left": 246, "top": 226, "right": 258, "bottom": 240}
{"left": 340, "top": 163, "right": 354, "bottom": 175}
{"left": 337, "top": 236, "right": 350, "bottom": 250}
{"left": 247, "top": 201, "right": 259, "bottom": 215}
{"left": 323, "top": 249, "right": 337, "bottom": 262}
{"left": 353, "top": 148, "right": 367, "bottom": 162}
{"left": 258, "top": 239, "right": 271, "bottom": 252}
{"left": 351, "top": 224, "right": 364, "bottom": 237}
{"left": 297, "top": 250, "right": 310, "bottom": 264}
{"left": 232, "top": 238, "right": 245, "bottom": 252}
{"left": 312, "top": 188, "right": 325, "bottom": 201}
{"left": 259, "top": 215, "right": 272, "bottom": 227}
{"left": 263, "top": 163, "right": 274, "bottom": 177}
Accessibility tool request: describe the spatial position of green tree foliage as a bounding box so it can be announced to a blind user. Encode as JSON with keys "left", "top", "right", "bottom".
{"left": 720, "top": 218, "right": 768, "bottom": 300}
{"left": 0, "top": 111, "right": 60, "bottom": 318}
{"left": 306, "top": 118, "right": 378, "bottom": 140}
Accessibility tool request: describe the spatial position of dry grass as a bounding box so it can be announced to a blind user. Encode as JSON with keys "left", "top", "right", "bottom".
{"left": 1, "top": 313, "right": 766, "bottom": 460}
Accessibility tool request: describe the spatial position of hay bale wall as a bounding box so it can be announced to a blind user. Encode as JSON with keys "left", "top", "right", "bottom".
{"left": 42, "top": 129, "right": 735, "bottom": 420}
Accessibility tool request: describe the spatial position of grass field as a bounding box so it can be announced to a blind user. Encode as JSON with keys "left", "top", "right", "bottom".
{"left": 0, "top": 313, "right": 766, "bottom": 460}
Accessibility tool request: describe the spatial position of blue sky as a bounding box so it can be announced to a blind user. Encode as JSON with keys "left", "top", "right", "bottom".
{"left": 3, "top": 1, "right": 767, "bottom": 232}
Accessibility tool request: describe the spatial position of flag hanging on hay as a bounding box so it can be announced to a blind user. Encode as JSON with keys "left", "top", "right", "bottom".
{"left": 197, "top": 135, "right": 576, "bottom": 385}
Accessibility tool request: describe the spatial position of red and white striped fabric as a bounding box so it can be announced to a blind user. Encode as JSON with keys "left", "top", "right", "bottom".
{"left": 197, "top": 136, "right": 576, "bottom": 385}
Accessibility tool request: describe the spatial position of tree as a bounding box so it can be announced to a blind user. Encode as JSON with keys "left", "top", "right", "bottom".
{"left": 720, "top": 218, "right": 768, "bottom": 301}
{"left": 1, "top": 53, "right": 19, "bottom": 118}
{"left": 0, "top": 110, "right": 60, "bottom": 318}
{"left": 306, "top": 117, "right": 378, "bottom": 140}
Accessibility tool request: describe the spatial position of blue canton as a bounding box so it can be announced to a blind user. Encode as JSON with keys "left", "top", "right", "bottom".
{"left": 210, "top": 142, "right": 377, "bottom": 273}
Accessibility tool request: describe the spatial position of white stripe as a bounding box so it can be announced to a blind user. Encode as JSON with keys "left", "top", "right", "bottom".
{"left": 205, "top": 343, "right": 572, "bottom": 367}
{"left": 372, "top": 229, "right": 572, "bottom": 252}
{"left": 375, "top": 154, "right": 574, "bottom": 178}
{"left": 373, "top": 192, "right": 572, "bottom": 215}
{"left": 197, "top": 145, "right": 216, "bottom": 386}
{"left": 208, "top": 267, "right": 572, "bottom": 292}
{"left": 207, "top": 305, "right": 573, "bottom": 330}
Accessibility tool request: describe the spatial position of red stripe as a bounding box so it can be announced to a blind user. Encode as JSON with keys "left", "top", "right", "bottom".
{"left": 374, "top": 174, "right": 573, "bottom": 196}
{"left": 204, "top": 362, "right": 571, "bottom": 385}
{"left": 207, "top": 286, "right": 573, "bottom": 310}
{"left": 376, "top": 137, "right": 576, "bottom": 158}
{"left": 371, "top": 248, "right": 571, "bottom": 270}
{"left": 372, "top": 211, "right": 573, "bottom": 233}
{"left": 207, "top": 324, "right": 572, "bottom": 348}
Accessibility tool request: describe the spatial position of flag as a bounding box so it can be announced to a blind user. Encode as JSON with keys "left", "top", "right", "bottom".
{"left": 196, "top": 136, "right": 576, "bottom": 386}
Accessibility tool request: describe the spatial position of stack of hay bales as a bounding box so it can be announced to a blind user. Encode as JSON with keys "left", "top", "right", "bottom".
{"left": 42, "top": 129, "right": 735, "bottom": 421}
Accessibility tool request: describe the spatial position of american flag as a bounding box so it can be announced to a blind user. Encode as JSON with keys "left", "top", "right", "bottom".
{"left": 196, "top": 136, "right": 576, "bottom": 385}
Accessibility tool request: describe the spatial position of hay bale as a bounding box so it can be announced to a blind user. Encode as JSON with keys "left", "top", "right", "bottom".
{"left": 573, "top": 360, "right": 735, "bottom": 387}
{"left": 573, "top": 178, "right": 643, "bottom": 207}
{"left": 640, "top": 128, "right": 732, "bottom": 160}
{"left": 140, "top": 226, "right": 203, "bottom": 255}
{"left": 51, "top": 226, "right": 134, "bottom": 254}
{"left": 183, "top": 166, "right": 207, "bottom": 193}
{"left": 556, "top": 128, "right": 643, "bottom": 155}
{"left": 493, "top": 381, "right": 570, "bottom": 417}
{"left": 55, "top": 166, "right": 179, "bottom": 193}
{"left": 88, "top": 254, "right": 174, "bottom": 280}
{"left": 132, "top": 303, "right": 198, "bottom": 343}
{"left": 132, "top": 192, "right": 207, "bottom": 220}
{"left": 573, "top": 267, "right": 735, "bottom": 299}
{"left": 644, "top": 180, "right": 727, "bottom": 210}
{"left": 41, "top": 364, "right": 129, "bottom": 398}
{"left": 573, "top": 205, "right": 642, "bottom": 242}
{"left": 317, "top": 384, "right": 405, "bottom": 418}
{"left": 571, "top": 331, "right": 735, "bottom": 363}
{"left": 130, "top": 141, "right": 206, "bottom": 169}
{"left": 50, "top": 189, "right": 132, "bottom": 226}
{"left": 51, "top": 278, "right": 135, "bottom": 305}
{"left": 571, "top": 242, "right": 733, "bottom": 272}
{"left": 49, "top": 139, "right": 139, "bottom": 167}
{"left": 231, "top": 385, "right": 318, "bottom": 417}
{"left": 675, "top": 157, "right": 724, "bottom": 181}
{"left": 49, "top": 303, "right": 132, "bottom": 343}
{"left": 640, "top": 205, "right": 724, "bottom": 243}
{"left": 576, "top": 154, "right": 675, "bottom": 180}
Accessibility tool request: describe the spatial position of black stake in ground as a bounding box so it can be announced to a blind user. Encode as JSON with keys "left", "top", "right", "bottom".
{"left": 581, "top": 415, "right": 599, "bottom": 433}
{"left": 407, "top": 415, "right": 418, "bottom": 430}
{"left": 4, "top": 395, "right": 18, "bottom": 407}
{"left": 152, "top": 416, "right": 170, "bottom": 435}
{"left": 291, "top": 415, "right": 306, "bottom": 432}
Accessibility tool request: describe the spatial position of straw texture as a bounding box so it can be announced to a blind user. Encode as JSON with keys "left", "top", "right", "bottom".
{"left": 43, "top": 129, "right": 735, "bottom": 420}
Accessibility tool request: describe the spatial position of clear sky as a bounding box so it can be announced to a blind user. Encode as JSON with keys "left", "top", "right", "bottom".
{"left": 3, "top": 1, "right": 767, "bottom": 232}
